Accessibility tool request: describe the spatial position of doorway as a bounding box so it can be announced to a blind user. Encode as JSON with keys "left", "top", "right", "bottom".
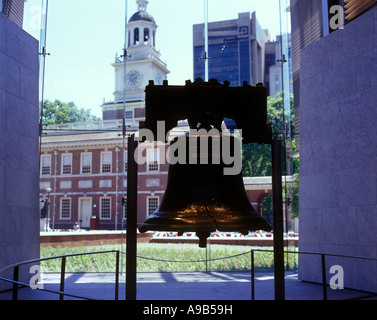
{"left": 79, "top": 198, "right": 92, "bottom": 229}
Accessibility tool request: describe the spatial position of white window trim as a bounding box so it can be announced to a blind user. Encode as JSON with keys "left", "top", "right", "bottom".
{"left": 60, "top": 198, "right": 72, "bottom": 220}
{"left": 100, "top": 151, "right": 112, "bottom": 174}
{"left": 61, "top": 153, "right": 73, "bottom": 175}
{"left": 100, "top": 197, "right": 112, "bottom": 220}
{"left": 81, "top": 152, "right": 92, "bottom": 174}
{"left": 147, "top": 196, "right": 159, "bottom": 217}
{"left": 147, "top": 148, "right": 160, "bottom": 172}
{"left": 41, "top": 154, "right": 52, "bottom": 176}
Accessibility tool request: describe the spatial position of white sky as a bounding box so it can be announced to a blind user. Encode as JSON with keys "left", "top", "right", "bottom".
{"left": 23, "top": 0, "right": 288, "bottom": 118}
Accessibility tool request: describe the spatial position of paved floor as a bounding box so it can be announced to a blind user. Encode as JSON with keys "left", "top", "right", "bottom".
{"left": 1, "top": 271, "right": 375, "bottom": 301}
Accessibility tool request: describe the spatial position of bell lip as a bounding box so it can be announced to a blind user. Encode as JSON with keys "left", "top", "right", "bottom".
{"left": 138, "top": 224, "right": 272, "bottom": 234}
{"left": 138, "top": 210, "right": 272, "bottom": 234}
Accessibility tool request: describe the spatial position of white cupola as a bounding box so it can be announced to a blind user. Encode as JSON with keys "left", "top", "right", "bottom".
{"left": 106, "top": 0, "right": 169, "bottom": 106}
{"left": 128, "top": 0, "right": 157, "bottom": 48}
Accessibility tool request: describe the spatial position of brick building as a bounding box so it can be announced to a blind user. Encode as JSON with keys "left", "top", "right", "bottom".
{"left": 39, "top": 125, "right": 275, "bottom": 231}
{"left": 38, "top": 0, "right": 274, "bottom": 231}
{"left": 39, "top": 129, "right": 172, "bottom": 230}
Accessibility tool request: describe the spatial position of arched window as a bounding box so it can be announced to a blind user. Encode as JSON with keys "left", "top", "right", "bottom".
{"left": 134, "top": 28, "right": 139, "bottom": 45}
{"left": 144, "top": 28, "right": 149, "bottom": 45}
{"left": 153, "top": 30, "right": 155, "bottom": 47}
{"left": 128, "top": 31, "right": 131, "bottom": 47}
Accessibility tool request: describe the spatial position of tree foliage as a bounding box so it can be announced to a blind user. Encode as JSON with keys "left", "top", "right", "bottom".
{"left": 41, "top": 99, "right": 100, "bottom": 125}
{"left": 242, "top": 92, "right": 295, "bottom": 177}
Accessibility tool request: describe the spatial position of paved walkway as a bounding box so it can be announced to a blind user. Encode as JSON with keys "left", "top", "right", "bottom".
{"left": 0, "top": 271, "right": 374, "bottom": 300}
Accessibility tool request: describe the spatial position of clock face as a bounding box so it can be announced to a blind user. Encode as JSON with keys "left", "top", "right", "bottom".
{"left": 126, "top": 70, "right": 141, "bottom": 87}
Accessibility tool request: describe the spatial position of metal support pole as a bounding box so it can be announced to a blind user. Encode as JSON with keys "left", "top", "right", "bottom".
{"left": 126, "top": 134, "right": 138, "bottom": 300}
{"left": 321, "top": 254, "right": 328, "bottom": 300}
{"left": 115, "top": 250, "right": 120, "bottom": 300}
{"left": 60, "top": 256, "right": 66, "bottom": 300}
{"left": 272, "top": 139, "right": 285, "bottom": 300}
{"left": 251, "top": 250, "right": 255, "bottom": 300}
{"left": 12, "top": 266, "right": 19, "bottom": 301}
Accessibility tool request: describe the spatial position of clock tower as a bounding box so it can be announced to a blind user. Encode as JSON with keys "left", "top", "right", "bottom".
{"left": 102, "top": 0, "right": 170, "bottom": 122}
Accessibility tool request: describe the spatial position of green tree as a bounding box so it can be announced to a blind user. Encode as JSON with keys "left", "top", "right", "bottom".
{"left": 242, "top": 92, "right": 295, "bottom": 177}
{"left": 41, "top": 99, "right": 100, "bottom": 125}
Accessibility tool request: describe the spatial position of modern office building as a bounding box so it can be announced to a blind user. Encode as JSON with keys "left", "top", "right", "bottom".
{"left": 193, "top": 12, "right": 292, "bottom": 99}
{"left": 265, "top": 35, "right": 293, "bottom": 98}
{"left": 193, "top": 12, "right": 271, "bottom": 88}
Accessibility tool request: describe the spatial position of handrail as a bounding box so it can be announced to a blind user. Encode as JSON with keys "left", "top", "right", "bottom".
{"left": 135, "top": 251, "right": 251, "bottom": 263}
{"left": 135, "top": 248, "right": 377, "bottom": 300}
{"left": 251, "top": 249, "right": 377, "bottom": 300}
{"left": 2, "top": 248, "right": 377, "bottom": 300}
{"left": 0, "top": 250, "right": 119, "bottom": 274}
{"left": 0, "top": 250, "right": 120, "bottom": 301}
{"left": 0, "top": 277, "right": 94, "bottom": 300}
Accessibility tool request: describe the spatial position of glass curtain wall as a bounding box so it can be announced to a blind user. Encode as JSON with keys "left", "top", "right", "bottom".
{"left": 24, "top": 0, "right": 294, "bottom": 272}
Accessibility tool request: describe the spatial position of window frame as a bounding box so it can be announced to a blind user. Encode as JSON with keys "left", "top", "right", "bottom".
{"left": 100, "top": 197, "right": 112, "bottom": 220}
{"left": 81, "top": 152, "right": 92, "bottom": 174}
{"left": 101, "top": 151, "right": 112, "bottom": 174}
{"left": 41, "top": 154, "right": 52, "bottom": 176}
{"left": 61, "top": 153, "right": 73, "bottom": 175}
{"left": 147, "top": 196, "right": 159, "bottom": 217}
{"left": 147, "top": 148, "right": 159, "bottom": 172}
{"left": 60, "top": 198, "right": 72, "bottom": 220}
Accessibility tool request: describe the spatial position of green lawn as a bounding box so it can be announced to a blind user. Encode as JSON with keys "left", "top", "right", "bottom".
{"left": 40, "top": 243, "right": 298, "bottom": 273}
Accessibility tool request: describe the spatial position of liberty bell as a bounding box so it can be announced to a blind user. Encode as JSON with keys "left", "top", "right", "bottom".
{"left": 138, "top": 78, "right": 272, "bottom": 247}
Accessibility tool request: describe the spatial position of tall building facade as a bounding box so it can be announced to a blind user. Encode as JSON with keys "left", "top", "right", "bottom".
{"left": 265, "top": 35, "right": 293, "bottom": 98}
{"left": 40, "top": 0, "right": 170, "bottom": 231}
{"left": 193, "top": 11, "right": 292, "bottom": 99}
{"left": 1, "top": 0, "right": 27, "bottom": 28}
{"left": 297, "top": 0, "right": 377, "bottom": 292}
{"left": 1, "top": 3, "right": 40, "bottom": 290}
{"left": 193, "top": 12, "right": 271, "bottom": 87}
{"left": 101, "top": 0, "right": 169, "bottom": 123}
{"left": 39, "top": 127, "right": 273, "bottom": 230}
{"left": 39, "top": 131, "right": 169, "bottom": 230}
{"left": 290, "top": 0, "right": 377, "bottom": 151}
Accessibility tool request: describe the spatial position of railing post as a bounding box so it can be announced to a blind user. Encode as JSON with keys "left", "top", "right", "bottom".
{"left": 126, "top": 134, "right": 138, "bottom": 300}
{"left": 251, "top": 250, "right": 255, "bottom": 300}
{"left": 115, "top": 250, "right": 120, "bottom": 300}
{"left": 12, "top": 266, "right": 19, "bottom": 301}
{"left": 321, "top": 254, "right": 327, "bottom": 300}
{"left": 271, "top": 139, "right": 285, "bottom": 300}
{"left": 60, "top": 256, "right": 66, "bottom": 300}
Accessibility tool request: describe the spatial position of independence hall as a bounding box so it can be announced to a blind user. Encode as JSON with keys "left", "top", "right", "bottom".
{"left": 39, "top": 0, "right": 274, "bottom": 231}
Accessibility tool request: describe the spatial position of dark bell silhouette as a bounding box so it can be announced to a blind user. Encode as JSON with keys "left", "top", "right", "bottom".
{"left": 138, "top": 78, "right": 272, "bottom": 247}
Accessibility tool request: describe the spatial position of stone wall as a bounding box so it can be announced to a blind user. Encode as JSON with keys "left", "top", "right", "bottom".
{"left": 299, "top": 7, "right": 377, "bottom": 292}
{"left": 0, "top": 13, "right": 40, "bottom": 290}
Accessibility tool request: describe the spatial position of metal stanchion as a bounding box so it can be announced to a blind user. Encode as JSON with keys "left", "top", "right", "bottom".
{"left": 272, "top": 139, "right": 285, "bottom": 300}
{"left": 126, "top": 134, "right": 138, "bottom": 300}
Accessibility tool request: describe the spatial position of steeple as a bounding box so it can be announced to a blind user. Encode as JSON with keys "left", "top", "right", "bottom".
{"left": 128, "top": 0, "right": 156, "bottom": 48}
{"left": 137, "top": 0, "right": 148, "bottom": 12}
{"left": 104, "top": 0, "right": 169, "bottom": 113}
